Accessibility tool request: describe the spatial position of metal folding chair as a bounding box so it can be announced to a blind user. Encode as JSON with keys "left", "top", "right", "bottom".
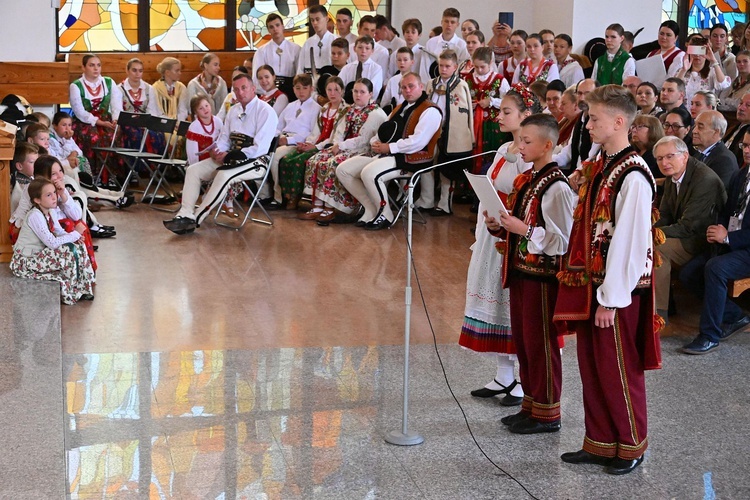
{"left": 213, "top": 137, "right": 279, "bottom": 230}
{"left": 142, "top": 120, "right": 190, "bottom": 212}
{"left": 117, "top": 116, "right": 176, "bottom": 189}
{"left": 92, "top": 111, "right": 152, "bottom": 188}
{"left": 389, "top": 174, "right": 426, "bottom": 227}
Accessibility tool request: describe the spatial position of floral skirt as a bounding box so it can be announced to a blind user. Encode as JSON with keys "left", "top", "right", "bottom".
{"left": 278, "top": 149, "right": 318, "bottom": 202}
{"left": 72, "top": 119, "right": 116, "bottom": 177}
{"left": 11, "top": 241, "right": 96, "bottom": 305}
{"left": 304, "top": 149, "right": 362, "bottom": 213}
{"left": 59, "top": 218, "right": 97, "bottom": 272}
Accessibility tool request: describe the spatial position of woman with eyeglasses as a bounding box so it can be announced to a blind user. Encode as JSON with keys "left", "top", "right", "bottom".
{"left": 635, "top": 82, "right": 662, "bottom": 116}
{"left": 663, "top": 107, "right": 698, "bottom": 155}
{"left": 719, "top": 50, "right": 750, "bottom": 111}
{"left": 630, "top": 115, "right": 665, "bottom": 180}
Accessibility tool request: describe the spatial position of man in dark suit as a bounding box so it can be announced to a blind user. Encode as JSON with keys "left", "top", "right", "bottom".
{"left": 680, "top": 129, "right": 750, "bottom": 354}
{"left": 692, "top": 110, "right": 739, "bottom": 189}
{"left": 723, "top": 93, "right": 750, "bottom": 165}
{"left": 653, "top": 136, "right": 727, "bottom": 322}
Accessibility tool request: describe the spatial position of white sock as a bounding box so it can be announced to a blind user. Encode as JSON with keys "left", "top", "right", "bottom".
{"left": 484, "top": 354, "right": 516, "bottom": 390}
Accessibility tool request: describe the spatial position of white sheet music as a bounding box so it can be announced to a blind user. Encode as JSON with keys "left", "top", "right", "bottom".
{"left": 464, "top": 170, "right": 508, "bottom": 217}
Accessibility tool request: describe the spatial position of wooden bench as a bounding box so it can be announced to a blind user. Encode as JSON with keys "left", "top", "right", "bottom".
{"left": 730, "top": 278, "right": 750, "bottom": 298}
{"left": 0, "top": 51, "right": 256, "bottom": 106}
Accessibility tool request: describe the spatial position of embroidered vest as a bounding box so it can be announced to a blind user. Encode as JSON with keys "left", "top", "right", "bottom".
{"left": 501, "top": 164, "right": 570, "bottom": 286}
{"left": 428, "top": 74, "right": 473, "bottom": 154}
{"left": 119, "top": 82, "right": 149, "bottom": 113}
{"left": 596, "top": 49, "right": 630, "bottom": 85}
{"left": 557, "top": 149, "right": 657, "bottom": 291}
{"left": 73, "top": 77, "right": 114, "bottom": 120}
{"left": 387, "top": 92, "right": 442, "bottom": 170}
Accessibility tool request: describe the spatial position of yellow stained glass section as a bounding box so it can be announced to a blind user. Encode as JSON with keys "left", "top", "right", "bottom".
{"left": 58, "top": 0, "right": 139, "bottom": 52}
{"left": 150, "top": 0, "right": 227, "bottom": 51}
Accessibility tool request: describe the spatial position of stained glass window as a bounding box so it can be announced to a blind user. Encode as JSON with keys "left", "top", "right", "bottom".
{"left": 58, "top": 0, "right": 139, "bottom": 52}
{"left": 59, "top": 0, "right": 389, "bottom": 53}
{"left": 663, "top": 0, "right": 748, "bottom": 32}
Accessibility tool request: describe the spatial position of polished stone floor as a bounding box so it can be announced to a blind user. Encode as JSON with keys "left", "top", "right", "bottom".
{"left": 3, "top": 202, "right": 750, "bottom": 499}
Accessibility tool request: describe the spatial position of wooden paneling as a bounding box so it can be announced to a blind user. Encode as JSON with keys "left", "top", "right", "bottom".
{"left": 0, "top": 62, "right": 69, "bottom": 104}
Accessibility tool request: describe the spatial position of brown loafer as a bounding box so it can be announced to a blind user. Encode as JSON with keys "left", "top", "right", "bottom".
{"left": 316, "top": 209, "right": 336, "bottom": 223}
{"left": 298, "top": 209, "right": 323, "bottom": 220}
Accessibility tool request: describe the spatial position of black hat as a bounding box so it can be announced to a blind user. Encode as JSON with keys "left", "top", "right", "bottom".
{"left": 428, "top": 60, "right": 440, "bottom": 79}
{"left": 218, "top": 149, "right": 254, "bottom": 170}
{"left": 316, "top": 66, "right": 340, "bottom": 97}
{"left": 377, "top": 121, "right": 398, "bottom": 143}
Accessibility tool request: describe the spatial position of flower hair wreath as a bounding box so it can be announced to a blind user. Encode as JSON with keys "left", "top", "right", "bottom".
{"left": 510, "top": 83, "right": 536, "bottom": 111}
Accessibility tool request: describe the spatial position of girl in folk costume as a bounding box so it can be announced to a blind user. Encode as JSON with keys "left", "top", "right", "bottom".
{"left": 458, "top": 84, "right": 541, "bottom": 405}
{"left": 153, "top": 57, "right": 189, "bottom": 121}
{"left": 255, "top": 65, "right": 289, "bottom": 117}
{"left": 119, "top": 58, "right": 165, "bottom": 155}
{"left": 676, "top": 37, "right": 730, "bottom": 109}
{"left": 283, "top": 77, "right": 349, "bottom": 217}
{"left": 217, "top": 66, "right": 249, "bottom": 122}
{"left": 501, "top": 30, "right": 527, "bottom": 83}
{"left": 719, "top": 50, "right": 750, "bottom": 111}
{"left": 69, "top": 54, "right": 123, "bottom": 176}
{"left": 11, "top": 177, "right": 96, "bottom": 306}
{"left": 557, "top": 87, "right": 580, "bottom": 146}
{"left": 467, "top": 47, "right": 510, "bottom": 173}
{"left": 554, "top": 34, "right": 584, "bottom": 88}
{"left": 648, "top": 20, "right": 686, "bottom": 78}
{"left": 636, "top": 82, "right": 663, "bottom": 116}
{"left": 591, "top": 24, "right": 636, "bottom": 85}
{"left": 186, "top": 53, "right": 229, "bottom": 116}
{"left": 459, "top": 30, "right": 496, "bottom": 79}
{"left": 512, "top": 33, "right": 559, "bottom": 85}
{"left": 300, "top": 78, "right": 387, "bottom": 225}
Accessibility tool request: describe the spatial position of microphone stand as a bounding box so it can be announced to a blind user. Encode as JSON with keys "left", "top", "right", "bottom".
{"left": 385, "top": 149, "right": 499, "bottom": 446}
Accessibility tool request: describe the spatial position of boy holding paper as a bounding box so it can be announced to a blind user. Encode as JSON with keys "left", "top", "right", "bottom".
{"left": 486, "top": 113, "right": 576, "bottom": 434}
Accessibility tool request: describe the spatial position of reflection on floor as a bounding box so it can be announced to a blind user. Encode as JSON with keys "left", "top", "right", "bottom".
{"left": 65, "top": 339, "right": 750, "bottom": 499}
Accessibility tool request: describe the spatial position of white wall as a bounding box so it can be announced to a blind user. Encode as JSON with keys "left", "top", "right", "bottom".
{"left": 571, "top": 0, "right": 662, "bottom": 53}
{"left": 0, "top": 0, "right": 57, "bottom": 62}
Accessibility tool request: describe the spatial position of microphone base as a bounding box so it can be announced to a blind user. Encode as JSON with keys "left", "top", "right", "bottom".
{"left": 384, "top": 430, "right": 424, "bottom": 446}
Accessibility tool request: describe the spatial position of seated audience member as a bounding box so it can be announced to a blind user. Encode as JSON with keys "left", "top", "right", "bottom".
{"left": 187, "top": 53, "right": 228, "bottom": 115}
{"left": 398, "top": 19, "right": 424, "bottom": 82}
{"left": 163, "top": 73, "right": 278, "bottom": 235}
{"left": 339, "top": 36, "right": 384, "bottom": 102}
{"left": 217, "top": 66, "right": 249, "bottom": 121}
{"left": 657, "top": 78, "right": 688, "bottom": 119}
{"left": 255, "top": 65, "right": 289, "bottom": 116}
{"left": 488, "top": 20, "right": 513, "bottom": 66}
{"left": 553, "top": 34, "right": 584, "bottom": 88}
{"left": 552, "top": 78, "right": 599, "bottom": 172}
{"left": 280, "top": 77, "right": 349, "bottom": 213}
{"left": 529, "top": 80, "right": 548, "bottom": 107}
{"left": 540, "top": 29, "right": 556, "bottom": 60}
{"left": 420, "top": 50, "right": 474, "bottom": 216}
{"left": 251, "top": 13, "right": 300, "bottom": 100}
{"left": 300, "top": 79, "right": 387, "bottom": 225}
{"left": 186, "top": 95, "right": 223, "bottom": 166}
{"left": 417, "top": 8, "right": 470, "bottom": 84}
{"left": 545, "top": 79, "right": 566, "bottom": 120}
{"left": 118, "top": 58, "right": 165, "bottom": 158}
{"left": 375, "top": 14, "right": 406, "bottom": 60}
{"left": 623, "top": 75, "right": 642, "bottom": 95}
{"left": 663, "top": 107, "right": 697, "bottom": 153}
{"left": 719, "top": 50, "right": 750, "bottom": 111}
{"left": 676, "top": 37, "right": 730, "bottom": 109}
{"left": 648, "top": 20, "right": 686, "bottom": 78}
{"left": 297, "top": 5, "right": 336, "bottom": 75}
{"left": 31, "top": 112, "right": 51, "bottom": 128}
{"left": 591, "top": 24, "right": 635, "bottom": 85}
{"left": 336, "top": 8, "right": 357, "bottom": 45}
{"left": 11, "top": 178, "right": 95, "bottom": 305}
{"left": 513, "top": 34, "right": 559, "bottom": 85}
{"left": 678, "top": 128, "right": 750, "bottom": 355}
{"left": 630, "top": 115, "right": 665, "bottom": 180}
{"left": 692, "top": 110, "right": 738, "bottom": 188}
{"left": 557, "top": 87, "right": 580, "bottom": 146}
{"left": 153, "top": 57, "right": 189, "bottom": 121}
{"left": 731, "top": 22, "right": 748, "bottom": 55}
{"left": 263, "top": 74, "right": 320, "bottom": 208}
{"left": 689, "top": 90, "right": 717, "bottom": 120}
{"left": 636, "top": 82, "right": 663, "bottom": 116}
{"left": 349, "top": 16, "right": 390, "bottom": 83}
{"left": 724, "top": 93, "right": 750, "bottom": 163}
{"left": 622, "top": 30, "right": 636, "bottom": 53}
{"left": 466, "top": 47, "right": 510, "bottom": 172}
{"left": 381, "top": 47, "right": 414, "bottom": 112}
{"left": 336, "top": 72, "right": 441, "bottom": 229}
{"left": 710, "top": 23, "right": 738, "bottom": 80}
{"left": 653, "top": 136, "right": 727, "bottom": 322}
{"left": 461, "top": 19, "right": 479, "bottom": 39}
{"left": 10, "top": 143, "right": 39, "bottom": 221}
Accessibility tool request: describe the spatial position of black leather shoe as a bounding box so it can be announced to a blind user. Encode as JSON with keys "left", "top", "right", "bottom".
{"left": 508, "top": 418, "right": 561, "bottom": 434}
{"left": 680, "top": 337, "right": 719, "bottom": 355}
{"left": 79, "top": 294, "right": 95, "bottom": 301}
{"left": 115, "top": 194, "right": 135, "bottom": 209}
{"left": 500, "top": 411, "right": 528, "bottom": 426}
{"left": 470, "top": 379, "right": 517, "bottom": 398}
{"left": 429, "top": 208, "right": 451, "bottom": 217}
{"left": 163, "top": 217, "right": 196, "bottom": 235}
{"left": 498, "top": 394, "right": 523, "bottom": 406}
{"left": 98, "top": 225, "right": 115, "bottom": 231}
{"left": 364, "top": 215, "right": 391, "bottom": 231}
{"left": 90, "top": 227, "right": 115, "bottom": 238}
{"left": 720, "top": 315, "right": 750, "bottom": 340}
{"left": 561, "top": 449, "right": 614, "bottom": 466}
{"left": 606, "top": 455, "right": 644, "bottom": 475}
{"left": 354, "top": 220, "right": 368, "bottom": 228}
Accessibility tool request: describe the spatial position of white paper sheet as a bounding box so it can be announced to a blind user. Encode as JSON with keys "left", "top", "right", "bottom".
{"left": 635, "top": 55, "right": 667, "bottom": 89}
{"left": 464, "top": 170, "right": 508, "bottom": 217}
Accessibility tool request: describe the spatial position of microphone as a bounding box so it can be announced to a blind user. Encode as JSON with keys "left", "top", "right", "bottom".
{"left": 504, "top": 151, "right": 518, "bottom": 163}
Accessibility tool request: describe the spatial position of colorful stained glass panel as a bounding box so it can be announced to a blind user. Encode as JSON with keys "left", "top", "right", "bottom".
{"left": 150, "top": 0, "right": 227, "bottom": 51}
{"left": 58, "top": 0, "right": 139, "bottom": 52}
{"left": 663, "top": 0, "right": 748, "bottom": 33}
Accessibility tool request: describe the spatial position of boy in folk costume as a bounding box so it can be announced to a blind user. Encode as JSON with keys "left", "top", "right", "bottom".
{"left": 486, "top": 113, "right": 576, "bottom": 435}
{"left": 555, "top": 85, "right": 662, "bottom": 475}
{"left": 418, "top": 49, "right": 474, "bottom": 216}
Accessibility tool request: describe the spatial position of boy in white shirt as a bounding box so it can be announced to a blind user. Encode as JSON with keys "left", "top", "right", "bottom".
{"left": 397, "top": 19, "right": 424, "bottom": 83}
{"left": 339, "top": 36, "right": 384, "bottom": 102}
{"left": 335, "top": 8, "right": 357, "bottom": 46}
{"left": 349, "top": 15, "right": 390, "bottom": 85}
{"left": 252, "top": 13, "right": 301, "bottom": 100}
{"left": 375, "top": 15, "right": 407, "bottom": 60}
{"left": 381, "top": 47, "right": 414, "bottom": 111}
{"left": 418, "top": 8, "right": 470, "bottom": 84}
{"left": 297, "top": 5, "right": 337, "bottom": 75}
{"left": 266, "top": 74, "right": 321, "bottom": 207}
